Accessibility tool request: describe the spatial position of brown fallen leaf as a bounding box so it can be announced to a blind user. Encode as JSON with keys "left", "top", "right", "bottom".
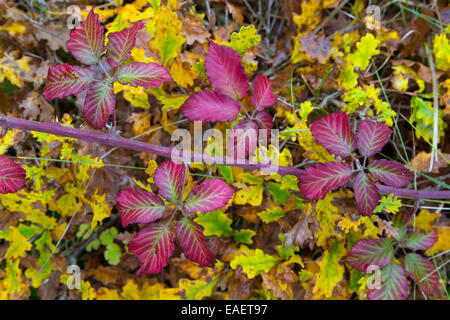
{"left": 34, "top": 24, "right": 70, "bottom": 51}
{"left": 181, "top": 14, "right": 210, "bottom": 45}
{"left": 298, "top": 33, "right": 332, "bottom": 64}
{"left": 19, "top": 91, "right": 54, "bottom": 122}
{"left": 410, "top": 151, "right": 450, "bottom": 173}
{"left": 283, "top": 205, "right": 318, "bottom": 250}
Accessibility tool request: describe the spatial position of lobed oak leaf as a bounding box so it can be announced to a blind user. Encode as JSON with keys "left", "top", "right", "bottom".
{"left": 193, "top": 210, "right": 233, "bottom": 238}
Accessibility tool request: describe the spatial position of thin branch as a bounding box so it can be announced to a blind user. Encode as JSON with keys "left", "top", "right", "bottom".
{"left": 2, "top": 115, "right": 450, "bottom": 200}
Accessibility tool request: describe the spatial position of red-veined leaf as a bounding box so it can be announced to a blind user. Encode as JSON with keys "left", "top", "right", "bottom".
{"left": 404, "top": 252, "right": 439, "bottom": 295}
{"left": 346, "top": 238, "right": 394, "bottom": 272}
{"left": 0, "top": 156, "right": 26, "bottom": 194}
{"left": 404, "top": 229, "right": 438, "bottom": 251}
{"left": 254, "top": 111, "right": 273, "bottom": 142}
{"left": 176, "top": 217, "right": 215, "bottom": 267}
{"left": 368, "top": 160, "right": 413, "bottom": 187}
{"left": 251, "top": 75, "right": 277, "bottom": 111}
{"left": 392, "top": 211, "right": 412, "bottom": 242}
{"left": 116, "top": 188, "right": 166, "bottom": 227}
{"left": 42, "top": 64, "right": 94, "bottom": 101}
{"left": 154, "top": 161, "right": 185, "bottom": 203}
{"left": 106, "top": 22, "right": 144, "bottom": 67}
{"left": 356, "top": 119, "right": 392, "bottom": 157}
{"left": 310, "top": 112, "right": 355, "bottom": 157}
{"left": 204, "top": 42, "right": 248, "bottom": 100}
{"left": 367, "top": 264, "right": 409, "bottom": 300}
{"left": 66, "top": 9, "right": 105, "bottom": 65}
{"left": 353, "top": 172, "right": 381, "bottom": 216}
{"left": 226, "top": 118, "right": 258, "bottom": 159}
{"left": 117, "top": 62, "right": 172, "bottom": 88}
{"left": 254, "top": 111, "right": 273, "bottom": 131}
{"left": 298, "top": 162, "right": 352, "bottom": 200}
{"left": 180, "top": 90, "right": 240, "bottom": 122}
{"left": 184, "top": 178, "right": 234, "bottom": 214}
{"left": 83, "top": 80, "right": 115, "bottom": 129}
{"left": 127, "top": 223, "right": 175, "bottom": 275}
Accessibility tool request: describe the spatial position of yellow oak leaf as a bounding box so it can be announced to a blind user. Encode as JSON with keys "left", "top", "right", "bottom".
{"left": 234, "top": 184, "right": 264, "bottom": 206}
{"left": 0, "top": 226, "right": 32, "bottom": 259}
{"left": 315, "top": 193, "right": 340, "bottom": 247}
{"left": 230, "top": 246, "right": 280, "bottom": 279}
{"left": 170, "top": 58, "right": 198, "bottom": 88}
{"left": 412, "top": 209, "right": 441, "bottom": 232}
{"left": 90, "top": 192, "right": 111, "bottom": 229}
{"left": 194, "top": 210, "right": 232, "bottom": 237}
{"left": 149, "top": 6, "right": 186, "bottom": 66}
{"left": 426, "top": 227, "right": 450, "bottom": 255}
{"left": 433, "top": 33, "right": 450, "bottom": 71}
{"left": 312, "top": 239, "right": 346, "bottom": 299}
{"left": 347, "top": 33, "right": 380, "bottom": 70}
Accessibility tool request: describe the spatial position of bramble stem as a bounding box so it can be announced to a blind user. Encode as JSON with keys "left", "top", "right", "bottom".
{"left": 1, "top": 115, "right": 450, "bottom": 200}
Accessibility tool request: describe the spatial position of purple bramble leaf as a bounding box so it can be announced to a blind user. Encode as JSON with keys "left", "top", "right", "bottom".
{"left": 204, "top": 42, "right": 248, "bottom": 100}
{"left": 356, "top": 119, "right": 392, "bottom": 157}
{"left": 180, "top": 90, "right": 240, "bottom": 122}
{"left": 42, "top": 64, "right": 94, "bottom": 101}
{"left": 391, "top": 211, "right": 412, "bottom": 242}
{"left": 127, "top": 223, "right": 175, "bottom": 275}
{"left": 176, "top": 217, "right": 216, "bottom": 267}
{"left": 66, "top": 9, "right": 105, "bottom": 65}
{"left": 184, "top": 178, "right": 234, "bottom": 214}
{"left": 226, "top": 118, "right": 259, "bottom": 159}
{"left": 116, "top": 188, "right": 166, "bottom": 227}
{"left": 404, "top": 229, "right": 438, "bottom": 251}
{"left": 0, "top": 156, "right": 26, "bottom": 194}
{"left": 254, "top": 111, "right": 273, "bottom": 131}
{"left": 83, "top": 80, "right": 115, "bottom": 129}
{"left": 404, "top": 252, "right": 439, "bottom": 295}
{"left": 154, "top": 161, "right": 185, "bottom": 203}
{"left": 106, "top": 22, "right": 145, "bottom": 68}
{"left": 254, "top": 111, "right": 274, "bottom": 142}
{"left": 251, "top": 75, "right": 277, "bottom": 111}
{"left": 367, "top": 264, "right": 409, "bottom": 300}
{"left": 346, "top": 238, "right": 394, "bottom": 272}
{"left": 297, "top": 162, "right": 352, "bottom": 200}
{"left": 117, "top": 62, "right": 172, "bottom": 88}
{"left": 310, "top": 112, "right": 355, "bottom": 157}
{"left": 368, "top": 160, "right": 413, "bottom": 187}
{"left": 353, "top": 172, "right": 381, "bottom": 216}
